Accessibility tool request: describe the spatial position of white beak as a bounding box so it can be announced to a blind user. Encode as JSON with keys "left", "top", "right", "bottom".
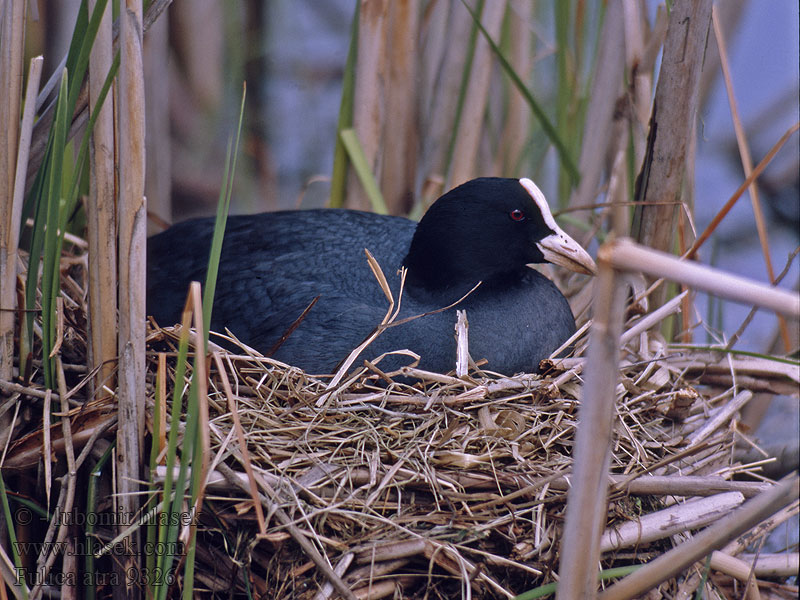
{"left": 519, "top": 177, "right": 596, "bottom": 275}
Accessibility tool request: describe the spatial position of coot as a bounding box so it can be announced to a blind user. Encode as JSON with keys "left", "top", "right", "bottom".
{"left": 147, "top": 177, "right": 595, "bottom": 375}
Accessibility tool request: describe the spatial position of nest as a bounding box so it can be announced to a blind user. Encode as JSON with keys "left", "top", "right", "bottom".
{"left": 142, "top": 290, "right": 796, "bottom": 599}
{"left": 4, "top": 245, "right": 797, "bottom": 599}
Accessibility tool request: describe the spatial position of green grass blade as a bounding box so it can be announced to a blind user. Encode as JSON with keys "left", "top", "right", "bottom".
{"left": 0, "top": 472, "right": 29, "bottom": 599}
{"left": 339, "top": 128, "right": 388, "bottom": 214}
{"left": 202, "top": 83, "right": 247, "bottom": 347}
{"left": 40, "top": 70, "right": 71, "bottom": 388}
{"left": 512, "top": 564, "right": 642, "bottom": 600}
{"left": 63, "top": 0, "right": 89, "bottom": 89}
{"left": 145, "top": 357, "right": 165, "bottom": 596}
{"left": 154, "top": 343, "right": 191, "bottom": 600}
{"left": 172, "top": 371, "right": 200, "bottom": 600}
{"left": 66, "top": 0, "right": 111, "bottom": 111}
{"left": 179, "top": 84, "right": 248, "bottom": 600}
{"left": 668, "top": 344, "right": 800, "bottom": 365}
{"left": 21, "top": 151, "right": 49, "bottom": 380}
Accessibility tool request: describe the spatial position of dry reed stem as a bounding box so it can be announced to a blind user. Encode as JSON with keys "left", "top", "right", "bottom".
{"left": 419, "top": 1, "right": 471, "bottom": 185}
{"left": 604, "top": 238, "right": 800, "bottom": 318}
{"left": 600, "top": 491, "right": 745, "bottom": 552}
{"left": 25, "top": 0, "right": 172, "bottom": 197}
{"left": 0, "top": 0, "right": 28, "bottom": 452}
{"left": 567, "top": 0, "right": 624, "bottom": 219}
{"left": 347, "top": 0, "right": 389, "bottom": 211}
{"left": 42, "top": 388, "right": 52, "bottom": 505}
{"left": 731, "top": 553, "right": 799, "bottom": 578}
{"left": 687, "top": 390, "right": 753, "bottom": 447}
{"left": 556, "top": 255, "right": 628, "bottom": 600}
{"left": 632, "top": 0, "right": 712, "bottom": 304}
{"left": 622, "top": 0, "right": 652, "bottom": 168}
{"left": 0, "top": 0, "right": 25, "bottom": 211}
{"left": 117, "top": 1, "right": 146, "bottom": 597}
{"left": 498, "top": 0, "right": 532, "bottom": 176}
{"left": 183, "top": 282, "right": 211, "bottom": 556}
{"left": 712, "top": 6, "right": 793, "bottom": 355}
{"left": 447, "top": 0, "right": 506, "bottom": 188}
{"left": 381, "top": 0, "right": 419, "bottom": 213}
{"left": 88, "top": 0, "right": 118, "bottom": 402}
{"left": 157, "top": 352, "right": 167, "bottom": 458}
{"left": 711, "top": 8, "right": 775, "bottom": 293}
{"left": 723, "top": 500, "right": 800, "bottom": 556}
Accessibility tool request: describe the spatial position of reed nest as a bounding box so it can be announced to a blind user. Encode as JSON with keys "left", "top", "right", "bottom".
{"left": 140, "top": 271, "right": 797, "bottom": 599}
{"left": 4, "top": 246, "right": 797, "bottom": 599}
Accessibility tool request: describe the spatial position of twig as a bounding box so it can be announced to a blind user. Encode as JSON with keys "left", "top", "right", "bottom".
{"left": 598, "top": 476, "right": 799, "bottom": 600}
{"left": 686, "top": 121, "right": 800, "bottom": 260}
{"left": 726, "top": 246, "right": 800, "bottom": 350}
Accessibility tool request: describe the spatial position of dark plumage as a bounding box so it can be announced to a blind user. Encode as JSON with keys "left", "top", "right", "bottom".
{"left": 147, "top": 177, "right": 595, "bottom": 375}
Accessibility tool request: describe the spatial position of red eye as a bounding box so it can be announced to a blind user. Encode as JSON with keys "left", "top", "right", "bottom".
{"left": 510, "top": 209, "right": 526, "bottom": 222}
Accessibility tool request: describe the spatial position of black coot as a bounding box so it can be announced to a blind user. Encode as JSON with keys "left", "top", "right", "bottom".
{"left": 147, "top": 177, "right": 595, "bottom": 375}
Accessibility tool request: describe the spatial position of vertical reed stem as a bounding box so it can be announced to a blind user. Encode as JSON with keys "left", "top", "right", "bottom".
{"left": 88, "top": 0, "right": 117, "bottom": 402}
{"left": 0, "top": 0, "right": 27, "bottom": 450}
{"left": 117, "top": 1, "right": 146, "bottom": 597}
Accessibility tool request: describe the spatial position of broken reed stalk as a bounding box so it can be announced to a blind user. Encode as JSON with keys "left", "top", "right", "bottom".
{"left": 87, "top": 0, "right": 117, "bottom": 401}
{"left": 631, "top": 0, "right": 712, "bottom": 307}
{"left": 117, "top": 1, "right": 146, "bottom": 597}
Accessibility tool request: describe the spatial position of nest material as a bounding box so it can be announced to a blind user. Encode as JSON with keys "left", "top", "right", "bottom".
{"left": 5, "top": 245, "right": 796, "bottom": 598}
{"left": 144, "top": 309, "right": 795, "bottom": 599}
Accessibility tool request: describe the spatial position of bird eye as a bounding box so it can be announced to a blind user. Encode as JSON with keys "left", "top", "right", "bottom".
{"left": 509, "top": 209, "right": 526, "bottom": 222}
